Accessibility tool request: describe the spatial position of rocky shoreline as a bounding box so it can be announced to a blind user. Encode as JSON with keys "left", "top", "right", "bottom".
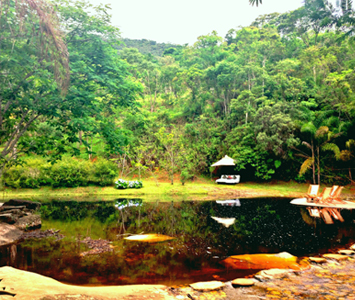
{"left": 1, "top": 248, "right": 355, "bottom": 299}
{"left": 0, "top": 199, "right": 41, "bottom": 247}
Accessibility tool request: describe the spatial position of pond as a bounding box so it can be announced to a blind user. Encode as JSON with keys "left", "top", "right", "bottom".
{"left": 1, "top": 197, "right": 355, "bottom": 286}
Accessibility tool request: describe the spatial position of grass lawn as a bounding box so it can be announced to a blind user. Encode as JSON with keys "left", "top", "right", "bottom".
{"left": 1, "top": 175, "right": 354, "bottom": 202}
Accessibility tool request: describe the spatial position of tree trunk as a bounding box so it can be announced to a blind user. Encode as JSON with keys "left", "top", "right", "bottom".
{"left": 171, "top": 151, "right": 174, "bottom": 185}
{"left": 313, "top": 65, "right": 316, "bottom": 85}
{"left": 311, "top": 140, "right": 316, "bottom": 184}
{"left": 262, "top": 56, "right": 266, "bottom": 97}
{"left": 317, "top": 146, "right": 320, "bottom": 185}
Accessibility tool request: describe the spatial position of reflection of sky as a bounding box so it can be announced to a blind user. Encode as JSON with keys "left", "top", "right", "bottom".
{"left": 86, "top": 0, "right": 304, "bottom": 45}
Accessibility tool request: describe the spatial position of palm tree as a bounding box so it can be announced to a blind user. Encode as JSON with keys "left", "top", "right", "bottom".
{"left": 340, "top": 139, "right": 355, "bottom": 184}
{"left": 249, "top": 0, "right": 262, "bottom": 6}
{"left": 297, "top": 123, "right": 341, "bottom": 184}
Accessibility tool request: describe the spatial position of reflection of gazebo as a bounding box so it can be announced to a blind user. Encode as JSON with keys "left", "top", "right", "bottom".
{"left": 211, "top": 155, "right": 237, "bottom": 177}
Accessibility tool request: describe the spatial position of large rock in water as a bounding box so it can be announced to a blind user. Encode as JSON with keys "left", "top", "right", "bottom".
{"left": 222, "top": 252, "right": 303, "bottom": 271}
{"left": 3, "top": 199, "right": 41, "bottom": 210}
{"left": 0, "top": 266, "right": 169, "bottom": 300}
{"left": 0, "top": 224, "right": 23, "bottom": 247}
{"left": 0, "top": 199, "right": 42, "bottom": 246}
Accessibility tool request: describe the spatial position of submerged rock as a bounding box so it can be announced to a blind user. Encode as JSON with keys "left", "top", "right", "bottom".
{"left": 80, "top": 237, "right": 113, "bottom": 256}
{"left": 22, "top": 229, "right": 63, "bottom": 240}
{"left": 124, "top": 234, "right": 175, "bottom": 243}
{"left": 222, "top": 252, "right": 304, "bottom": 271}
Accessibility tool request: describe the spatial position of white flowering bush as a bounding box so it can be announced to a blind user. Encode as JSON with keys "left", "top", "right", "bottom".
{"left": 129, "top": 180, "right": 143, "bottom": 189}
{"left": 115, "top": 179, "right": 143, "bottom": 189}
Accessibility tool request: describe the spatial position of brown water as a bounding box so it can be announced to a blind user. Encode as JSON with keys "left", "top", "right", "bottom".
{"left": 1, "top": 198, "right": 355, "bottom": 286}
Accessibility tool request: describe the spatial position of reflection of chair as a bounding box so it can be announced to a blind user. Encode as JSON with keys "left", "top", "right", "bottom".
{"left": 307, "top": 207, "right": 320, "bottom": 218}
{"left": 320, "top": 208, "right": 334, "bottom": 224}
{"left": 328, "top": 208, "right": 344, "bottom": 222}
{"left": 305, "top": 185, "right": 320, "bottom": 202}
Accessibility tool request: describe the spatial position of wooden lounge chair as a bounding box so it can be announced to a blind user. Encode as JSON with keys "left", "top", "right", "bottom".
{"left": 316, "top": 187, "right": 332, "bottom": 204}
{"left": 329, "top": 186, "right": 345, "bottom": 203}
{"left": 305, "top": 184, "right": 320, "bottom": 202}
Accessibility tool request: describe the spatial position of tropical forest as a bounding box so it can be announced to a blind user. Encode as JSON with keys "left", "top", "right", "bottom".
{"left": 4, "top": 1, "right": 355, "bottom": 299}
{"left": 1, "top": 0, "right": 355, "bottom": 190}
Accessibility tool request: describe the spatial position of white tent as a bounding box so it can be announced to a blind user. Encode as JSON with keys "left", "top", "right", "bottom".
{"left": 211, "top": 155, "right": 235, "bottom": 167}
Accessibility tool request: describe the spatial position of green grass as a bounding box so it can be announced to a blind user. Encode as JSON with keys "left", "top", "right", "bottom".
{"left": 0, "top": 176, "right": 353, "bottom": 202}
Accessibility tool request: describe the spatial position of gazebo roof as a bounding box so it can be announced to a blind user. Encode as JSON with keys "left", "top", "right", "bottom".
{"left": 211, "top": 155, "right": 235, "bottom": 167}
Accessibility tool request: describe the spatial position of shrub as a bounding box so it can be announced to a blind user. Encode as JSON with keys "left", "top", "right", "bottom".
{"left": 49, "top": 157, "right": 91, "bottom": 188}
{"left": 129, "top": 180, "right": 143, "bottom": 188}
{"left": 4, "top": 158, "right": 51, "bottom": 188}
{"left": 4, "top": 156, "right": 120, "bottom": 188}
{"left": 115, "top": 179, "right": 129, "bottom": 189}
{"left": 115, "top": 179, "right": 143, "bottom": 189}
{"left": 90, "top": 158, "right": 118, "bottom": 186}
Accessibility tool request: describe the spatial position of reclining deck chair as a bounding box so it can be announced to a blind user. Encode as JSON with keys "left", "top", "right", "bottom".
{"left": 305, "top": 184, "right": 320, "bottom": 202}
{"left": 329, "top": 186, "right": 345, "bottom": 203}
{"left": 317, "top": 187, "right": 333, "bottom": 204}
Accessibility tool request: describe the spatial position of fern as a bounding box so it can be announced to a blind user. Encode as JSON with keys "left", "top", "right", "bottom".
{"left": 340, "top": 149, "right": 352, "bottom": 161}
{"left": 299, "top": 157, "right": 314, "bottom": 176}
{"left": 322, "top": 143, "right": 341, "bottom": 160}
{"left": 301, "top": 122, "right": 317, "bottom": 135}
{"left": 315, "top": 126, "right": 329, "bottom": 138}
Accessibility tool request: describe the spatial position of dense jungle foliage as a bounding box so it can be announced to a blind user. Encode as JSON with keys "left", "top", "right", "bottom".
{"left": 1, "top": 0, "right": 355, "bottom": 188}
{"left": 118, "top": 38, "right": 183, "bottom": 56}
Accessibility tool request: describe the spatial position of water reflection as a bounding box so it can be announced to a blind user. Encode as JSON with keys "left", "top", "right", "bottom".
{"left": 0, "top": 198, "right": 355, "bottom": 286}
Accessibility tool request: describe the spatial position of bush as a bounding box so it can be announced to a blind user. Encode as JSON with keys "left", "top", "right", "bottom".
{"left": 129, "top": 180, "right": 143, "bottom": 188}
{"left": 90, "top": 158, "right": 118, "bottom": 186}
{"left": 4, "top": 156, "right": 120, "bottom": 188}
{"left": 115, "top": 179, "right": 129, "bottom": 189}
{"left": 49, "top": 157, "right": 91, "bottom": 188}
{"left": 4, "top": 158, "right": 51, "bottom": 188}
{"left": 115, "top": 179, "right": 143, "bottom": 189}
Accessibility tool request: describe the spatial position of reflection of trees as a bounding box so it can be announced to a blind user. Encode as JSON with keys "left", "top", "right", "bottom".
{"left": 26, "top": 198, "right": 355, "bottom": 285}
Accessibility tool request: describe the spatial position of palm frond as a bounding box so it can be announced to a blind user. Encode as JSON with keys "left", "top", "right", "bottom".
{"left": 249, "top": 0, "right": 262, "bottom": 6}
{"left": 341, "top": 0, "right": 353, "bottom": 14}
{"left": 322, "top": 143, "right": 341, "bottom": 160}
{"left": 299, "top": 157, "right": 314, "bottom": 176}
{"left": 302, "top": 141, "right": 312, "bottom": 150}
{"left": 301, "top": 122, "right": 317, "bottom": 135}
{"left": 340, "top": 150, "right": 353, "bottom": 161}
{"left": 315, "top": 126, "right": 329, "bottom": 138}
{"left": 346, "top": 139, "right": 355, "bottom": 149}
{"left": 295, "top": 153, "right": 310, "bottom": 159}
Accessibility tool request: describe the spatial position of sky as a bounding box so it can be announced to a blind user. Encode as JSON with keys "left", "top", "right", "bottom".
{"left": 86, "top": 0, "right": 304, "bottom": 45}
